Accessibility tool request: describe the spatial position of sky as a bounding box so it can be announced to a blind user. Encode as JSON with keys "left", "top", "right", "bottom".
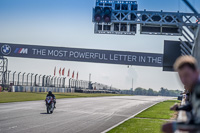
{"left": 0, "top": 0, "right": 199, "bottom": 91}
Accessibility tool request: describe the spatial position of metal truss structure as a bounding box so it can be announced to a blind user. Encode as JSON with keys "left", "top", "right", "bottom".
{"left": 93, "top": 0, "right": 200, "bottom": 56}
{"left": 0, "top": 57, "right": 8, "bottom": 90}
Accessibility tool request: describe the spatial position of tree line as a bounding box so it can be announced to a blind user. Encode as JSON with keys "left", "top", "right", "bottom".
{"left": 132, "top": 87, "right": 182, "bottom": 97}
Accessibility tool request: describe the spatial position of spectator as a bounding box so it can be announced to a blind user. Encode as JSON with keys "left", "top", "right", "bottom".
{"left": 162, "top": 56, "right": 200, "bottom": 133}
{"left": 170, "top": 56, "right": 199, "bottom": 112}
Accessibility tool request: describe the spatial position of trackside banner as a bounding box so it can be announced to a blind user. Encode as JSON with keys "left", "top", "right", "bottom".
{"left": 0, "top": 43, "right": 163, "bottom": 67}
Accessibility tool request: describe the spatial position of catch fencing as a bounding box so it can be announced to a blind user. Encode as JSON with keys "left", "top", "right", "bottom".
{"left": 1, "top": 71, "right": 120, "bottom": 93}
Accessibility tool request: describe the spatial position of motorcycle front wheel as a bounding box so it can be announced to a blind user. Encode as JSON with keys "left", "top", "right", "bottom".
{"left": 47, "top": 106, "right": 50, "bottom": 114}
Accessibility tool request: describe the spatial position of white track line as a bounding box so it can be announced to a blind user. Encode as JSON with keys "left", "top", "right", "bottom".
{"left": 101, "top": 101, "right": 162, "bottom": 133}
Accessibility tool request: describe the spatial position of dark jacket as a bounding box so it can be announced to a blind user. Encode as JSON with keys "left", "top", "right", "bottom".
{"left": 176, "top": 80, "right": 200, "bottom": 112}
{"left": 46, "top": 94, "right": 56, "bottom": 99}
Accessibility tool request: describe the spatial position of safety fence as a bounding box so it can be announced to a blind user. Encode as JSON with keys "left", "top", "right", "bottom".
{"left": 1, "top": 71, "right": 120, "bottom": 93}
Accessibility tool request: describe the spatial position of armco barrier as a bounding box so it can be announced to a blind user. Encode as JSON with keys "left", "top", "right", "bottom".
{"left": 176, "top": 99, "right": 188, "bottom": 122}
{"left": 175, "top": 98, "right": 188, "bottom": 133}
{"left": 12, "top": 86, "right": 75, "bottom": 93}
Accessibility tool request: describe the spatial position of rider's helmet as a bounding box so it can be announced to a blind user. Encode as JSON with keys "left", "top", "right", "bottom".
{"left": 48, "top": 91, "right": 52, "bottom": 95}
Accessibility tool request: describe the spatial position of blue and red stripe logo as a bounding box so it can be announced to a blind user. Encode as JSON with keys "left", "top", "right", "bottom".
{"left": 14, "top": 48, "right": 28, "bottom": 54}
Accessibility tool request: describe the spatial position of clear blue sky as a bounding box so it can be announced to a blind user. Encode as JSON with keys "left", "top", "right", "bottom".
{"left": 0, "top": 0, "right": 199, "bottom": 90}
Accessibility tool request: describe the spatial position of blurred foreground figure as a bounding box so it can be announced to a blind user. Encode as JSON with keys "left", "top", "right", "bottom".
{"left": 162, "top": 56, "right": 200, "bottom": 133}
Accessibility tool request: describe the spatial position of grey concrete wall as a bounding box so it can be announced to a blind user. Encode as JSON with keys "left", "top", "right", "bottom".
{"left": 11, "top": 86, "right": 75, "bottom": 93}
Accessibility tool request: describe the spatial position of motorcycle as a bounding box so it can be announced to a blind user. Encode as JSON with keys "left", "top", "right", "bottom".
{"left": 45, "top": 96, "right": 54, "bottom": 114}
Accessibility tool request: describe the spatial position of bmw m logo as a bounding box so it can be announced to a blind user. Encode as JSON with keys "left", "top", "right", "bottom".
{"left": 14, "top": 48, "right": 28, "bottom": 54}
{"left": 1, "top": 45, "right": 11, "bottom": 55}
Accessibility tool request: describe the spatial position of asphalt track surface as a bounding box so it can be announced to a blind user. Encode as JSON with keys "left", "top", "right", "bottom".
{"left": 0, "top": 96, "right": 173, "bottom": 133}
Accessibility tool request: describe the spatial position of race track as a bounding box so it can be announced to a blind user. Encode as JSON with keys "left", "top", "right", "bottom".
{"left": 0, "top": 96, "right": 172, "bottom": 133}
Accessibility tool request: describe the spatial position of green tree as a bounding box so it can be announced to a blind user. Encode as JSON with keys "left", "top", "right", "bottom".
{"left": 147, "top": 88, "right": 154, "bottom": 96}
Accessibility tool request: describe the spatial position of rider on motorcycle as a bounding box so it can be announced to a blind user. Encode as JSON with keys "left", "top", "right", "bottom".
{"left": 46, "top": 91, "right": 56, "bottom": 108}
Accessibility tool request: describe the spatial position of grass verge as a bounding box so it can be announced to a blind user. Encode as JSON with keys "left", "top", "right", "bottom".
{"left": 108, "top": 118, "right": 165, "bottom": 133}
{"left": 0, "top": 92, "right": 126, "bottom": 103}
{"left": 136, "top": 100, "right": 180, "bottom": 119}
{"left": 108, "top": 100, "right": 180, "bottom": 133}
